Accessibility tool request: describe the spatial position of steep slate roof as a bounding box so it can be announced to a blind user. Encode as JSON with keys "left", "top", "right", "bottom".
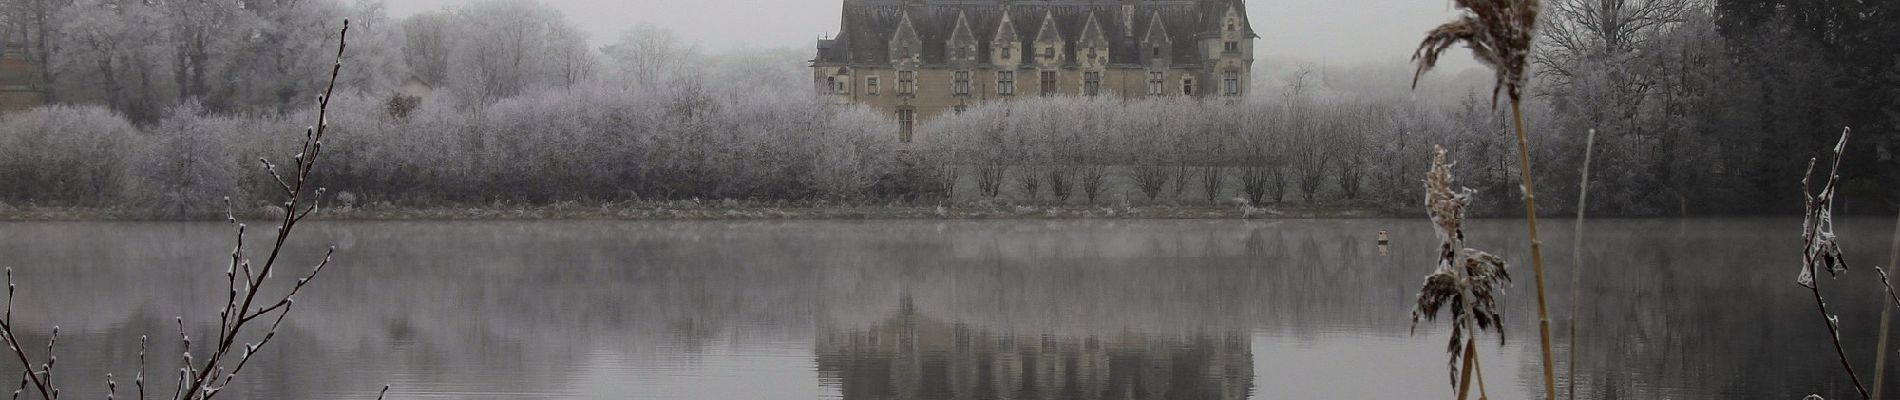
{"left": 818, "top": 0, "right": 1255, "bottom": 68}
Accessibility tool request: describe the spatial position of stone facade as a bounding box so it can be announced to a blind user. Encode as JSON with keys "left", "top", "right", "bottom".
{"left": 814, "top": 0, "right": 1258, "bottom": 141}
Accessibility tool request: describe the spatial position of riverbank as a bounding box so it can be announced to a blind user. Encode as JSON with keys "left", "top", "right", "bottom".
{"left": 0, "top": 201, "right": 1391, "bottom": 221}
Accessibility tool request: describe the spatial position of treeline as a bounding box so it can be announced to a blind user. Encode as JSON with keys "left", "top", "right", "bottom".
{"left": 914, "top": 93, "right": 1534, "bottom": 215}
{"left": 2, "top": 0, "right": 1896, "bottom": 217}
{"left": 1530, "top": 0, "right": 1899, "bottom": 215}
{"left": 0, "top": 85, "right": 900, "bottom": 217}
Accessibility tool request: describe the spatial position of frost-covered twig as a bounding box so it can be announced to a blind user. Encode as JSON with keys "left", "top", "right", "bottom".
{"left": 1796, "top": 128, "right": 1865, "bottom": 399}
{"left": 0, "top": 268, "right": 52, "bottom": 399}
{"left": 0, "top": 19, "right": 353, "bottom": 400}
{"left": 179, "top": 20, "right": 350, "bottom": 400}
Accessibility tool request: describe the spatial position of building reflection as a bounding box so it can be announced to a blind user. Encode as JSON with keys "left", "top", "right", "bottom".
{"left": 817, "top": 298, "right": 1253, "bottom": 400}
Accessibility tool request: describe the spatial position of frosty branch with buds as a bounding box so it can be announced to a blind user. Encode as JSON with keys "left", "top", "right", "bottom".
{"left": 0, "top": 20, "right": 387, "bottom": 400}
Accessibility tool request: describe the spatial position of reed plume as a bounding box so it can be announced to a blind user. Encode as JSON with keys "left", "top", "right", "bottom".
{"left": 1409, "top": 0, "right": 1553, "bottom": 397}
{"left": 1412, "top": 146, "right": 1512, "bottom": 400}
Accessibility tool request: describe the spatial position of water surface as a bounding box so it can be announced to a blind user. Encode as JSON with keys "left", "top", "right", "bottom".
{"left": 0, "top": 219, "right": 1892, "bottom": 399}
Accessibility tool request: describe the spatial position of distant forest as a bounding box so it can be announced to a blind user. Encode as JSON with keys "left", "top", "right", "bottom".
{"left": 0, "top": 0, "right": 1894, "bottom": 217}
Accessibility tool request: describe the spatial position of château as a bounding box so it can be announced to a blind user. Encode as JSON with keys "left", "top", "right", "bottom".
{"left": 812, "top": 0, "right": 1258, "bottom": 141}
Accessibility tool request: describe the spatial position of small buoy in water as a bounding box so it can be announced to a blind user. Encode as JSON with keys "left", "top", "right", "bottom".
{"left": 1377, "top": 229, "right": 1391, "bottom": 257}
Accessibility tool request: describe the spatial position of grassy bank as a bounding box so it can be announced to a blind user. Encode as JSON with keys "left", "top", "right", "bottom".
{"left": 0, "top": 200, "right": 1389, "bottom": 221}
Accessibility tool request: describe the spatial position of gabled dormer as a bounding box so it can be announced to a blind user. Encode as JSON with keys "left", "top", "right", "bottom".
{"left": 1076, "top": 12, "right": 1110, "bottom": 69}
{"left": 1141, "top": 11, "right": 1172, "bottom": 67}
{"left": 1219, "top": 3, "right": 1246, "bottom": 54}
{"left": 991, "top": 11, "right": 1021, "bottom": 67}
{"left": 1031, "top": 10, "right": 1064, "bottom": 67}
{"left": 888, "top": 11, "right": 922, "bottom": 67}
{"left": 946, "top": 10, "right": 978, "bottom": 66}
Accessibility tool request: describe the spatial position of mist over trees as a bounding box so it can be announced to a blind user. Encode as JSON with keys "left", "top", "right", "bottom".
{"left": 0, "top": 0, "right": 1894, "bottom": 217}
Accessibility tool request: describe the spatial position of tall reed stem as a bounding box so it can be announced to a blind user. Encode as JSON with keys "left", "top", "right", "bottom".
{"left": 1876, "top": 210, "right": 1900, "bottom": 399}
{"left": 1509, "top": 99, "right": 1556, "bottom": 399}
{"left": 1567, "top": 129, "right": 1594, "bottom": 400}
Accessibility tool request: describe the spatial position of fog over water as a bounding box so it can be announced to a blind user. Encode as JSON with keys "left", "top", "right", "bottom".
{"left": 1, "top": 219, "right": 1894, "bottom": 399}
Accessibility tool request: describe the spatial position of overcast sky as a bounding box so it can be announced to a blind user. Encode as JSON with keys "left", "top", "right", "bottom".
{"left": 382, "top": 0, "right": 1477, "bottom": 69}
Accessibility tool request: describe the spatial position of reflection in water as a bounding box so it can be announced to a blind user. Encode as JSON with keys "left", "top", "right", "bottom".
{"left": 0, "top": 219, "right": 1895, "bottom": 399}
{"left": 817, "top": 296, "right": 1251, "bottom": 400}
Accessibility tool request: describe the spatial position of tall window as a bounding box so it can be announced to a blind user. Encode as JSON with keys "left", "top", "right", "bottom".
{"left": 1147, "top": 71, "right": 1165, "bottom": 95}
{"left": 1182, "top": 77, "right": 1196, "bottom": 96}
{"left": 1039, "top": 71, "right": 1057, "bottom": 96}
{"left": 867, "top": 76, "right": 880, "bottom": 95}
{"left": 953, "top": 70, "right": 971, "bottom": 96}
{"left": 898, "top": 108, "right": 916, "bottom": 143}
{"left": 998, "top": 71, "right": 1015, "bottom": 96}
{"left": 1083, "top": 71, "right": 1102, "bottom": 97}
{"left": 897, "top": 70, "right": 915, "bottom": 95}
{"left": 1223, "top": 72, "right": 1240, "bottom": 96}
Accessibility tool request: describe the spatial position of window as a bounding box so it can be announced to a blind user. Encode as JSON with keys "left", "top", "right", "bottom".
{"left": 1001, "top": 46, "right": 1011, "bottom": 60}
{"left": 1152, "top": 47, "right": 1162, "bottom": 58}
{"left": 1223, "top": 72, "right": 1240, "bottom": 96}
{"left": 867, "top": 76, "right": 880, "bottom": 95}
{"left": 1039, "top": 71, "right": 1058, "bottom": 96}
{"left": 897, "top": 70, "right": 915, "bottom": 95}
{"left": 1147, "top": 71, "right": 1165, "bottom": 95}
{"left": 1224, "top": 41, "right": 1239, "bottom": 53}
{"left": 953, "top": 70, "right": 971, "bottom": 96}
{"left": 826, "top": 77, "right": 837, "bottom": 94}
{"left": 1183, "top": 77, "right": 1195, "bottom": 96}
{"left": 998, "top": 71, "right": 1016, "bottom": 96}
{"left": 1043, "top": 46, "right": 1055, "bottom": 60}
{"left": 897, "top": 108, "right": 916, "bottom": 143}
{"left": 1083, "top": 71, "right": 1102, "bottom": 97}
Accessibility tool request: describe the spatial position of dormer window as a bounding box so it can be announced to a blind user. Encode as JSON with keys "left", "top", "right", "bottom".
{"left": 1002, "top": 47, "right": 1012, "bottom": 60}
{"left": 1224, "top": 41, "right": 1239, "bottom": 53}
{"left": 1043, "top": 47, "right": 1055, "bottom": 60}
{"left": 1152, "top": 47, "right": 1162, "bottom": 58}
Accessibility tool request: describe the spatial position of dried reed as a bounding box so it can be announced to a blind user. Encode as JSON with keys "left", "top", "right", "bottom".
{"left": 0, "top": 20, "right": 379, "bottom": 400}
{"left": 1412, "top": 146, "right": 1512, "bottom": 400}
{"left": 1410, "top": 0, "right": 1554, "bottom": 397}
{"left": 1567, "top": 129, "right": 1594, "bottom": 399}
{"left": 1876, "top": 209, "right": 1900, "bottom": 399}
{"left": 1797, "top": 129, "right": 1865, "bottom": 399}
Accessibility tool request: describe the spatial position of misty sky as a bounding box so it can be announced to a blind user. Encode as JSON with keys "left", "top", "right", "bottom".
{"left": 382, "top": 0, "right": 1477, "bottom": 68}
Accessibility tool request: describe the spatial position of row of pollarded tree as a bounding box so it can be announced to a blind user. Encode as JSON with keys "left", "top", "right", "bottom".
{"left": 910, "top": 94, "right": 1516, "bottom": 211}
